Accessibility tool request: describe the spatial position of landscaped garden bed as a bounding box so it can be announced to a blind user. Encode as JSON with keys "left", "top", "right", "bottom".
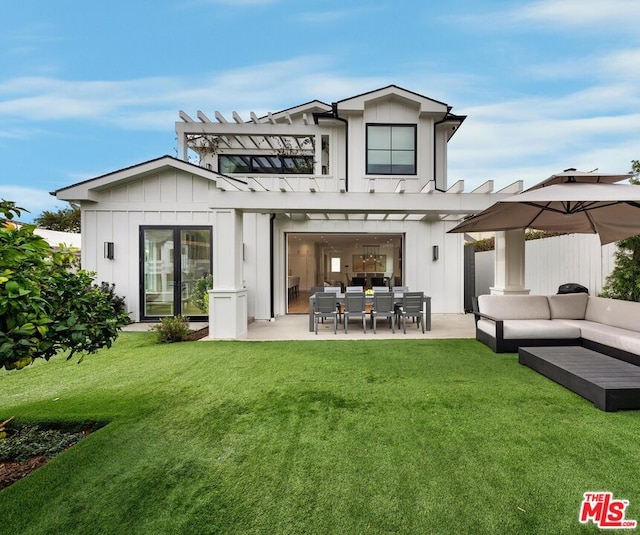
{"left": 0, "top": 423, "right": 99, "bottom": 490}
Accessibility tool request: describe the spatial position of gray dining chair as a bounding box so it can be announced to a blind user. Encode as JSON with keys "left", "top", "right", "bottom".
{"left": 371, "top": 293, "right": 396, "bottom": 334}
{"left": 324, "top": 286, "right": 342, "bottom": 322}
{"left": 372, "top": 286, "right": 389, "bottom": 293}
{"left": 398, "top": 291, "right": 425, "bottom": 334}
{"left": 314, "top": 293, "right": 338, "bottom": 334}
{"left": 343, "top": 292, "right": 367, "bottom": 334}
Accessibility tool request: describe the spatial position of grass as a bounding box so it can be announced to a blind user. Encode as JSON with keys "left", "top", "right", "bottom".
{"left": 1, "top": 333, "right": 639, "bottom": 534}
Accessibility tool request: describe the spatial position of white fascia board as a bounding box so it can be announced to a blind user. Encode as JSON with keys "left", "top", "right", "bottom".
{"left": 208, "top": 191, "right": 513, "bottom": 216}
{"left": 176, "top": 122, "right": 323, "bottom": 137}
{"left": 337, "top": 86, "right": 448, "bottom": 114}
{"left": 55, "top": 157, "right": 229, "bottom": 201}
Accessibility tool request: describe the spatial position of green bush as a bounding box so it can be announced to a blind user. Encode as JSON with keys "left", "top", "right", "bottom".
{"left": 152, "top": 316, "right": 192, "bottom": 343}
{"left": 0, "top": 200, "right": 131, "bottom": 370}
{"left": 189, "top": 274, "right": 212, "bottom": 313}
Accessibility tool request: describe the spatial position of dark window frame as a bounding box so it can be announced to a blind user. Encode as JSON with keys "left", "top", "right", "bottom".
{"left": 218, "top": 154, "right": 314, "bottom": 174}
{"left": 366, "top": 123, "right": 417, "bottom": 176}
{"left": 139, "top": 225, "right": 213, "bottom": 321}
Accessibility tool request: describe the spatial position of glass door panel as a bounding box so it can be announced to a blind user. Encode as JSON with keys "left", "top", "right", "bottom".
{"left": 180, "top": 229, "right": 212, "bottom": 316}
{"left": 141, "top": 226, "right": 212, "bottom": 319}
{"left": 143, "top": 228, "right": 175, "bottom": 317}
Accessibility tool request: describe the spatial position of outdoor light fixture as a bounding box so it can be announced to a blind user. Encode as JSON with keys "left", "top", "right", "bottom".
{"left": 104, "top": 241, "right": 114, "bottom": 260}
{"left": 432, "top": 245, "right": 439, "bottom": 261}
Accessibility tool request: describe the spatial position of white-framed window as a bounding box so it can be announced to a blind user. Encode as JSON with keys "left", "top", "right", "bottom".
{"left": 366, "top": 124, "right": 416, "bottom": 175}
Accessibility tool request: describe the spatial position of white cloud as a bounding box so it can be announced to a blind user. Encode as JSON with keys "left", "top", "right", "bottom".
{"left": 0, "top": 186, "right": 71, "bottom": 221}
{"left": 0, "top": 57, "right": 386, "bottom": 130}
{"left": 511, "top": 0, "right": 640, "bottom": 27}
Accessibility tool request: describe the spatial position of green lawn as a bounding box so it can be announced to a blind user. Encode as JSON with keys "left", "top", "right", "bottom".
{"left": 1, "top": 333, "right": 639, "bottom": 534}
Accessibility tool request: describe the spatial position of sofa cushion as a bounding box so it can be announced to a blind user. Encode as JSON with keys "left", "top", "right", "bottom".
{"left": 585, "top": 296, "right": 640, "bottom": 332}
{"left": 561, "top": 319, "right": 640, "bottom": 356}
{"left": 477, "top": 319, "right": 581, "bottom": 340}
{"left": 477, "top": 295, "right": 551, "bottom": 320}
{"left": 547, "top": 294, "right": 589, "bottom": 319}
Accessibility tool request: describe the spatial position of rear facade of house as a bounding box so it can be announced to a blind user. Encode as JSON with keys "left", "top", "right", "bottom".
{"left": 56, "top": 85, "right": 516, "bottom": 338}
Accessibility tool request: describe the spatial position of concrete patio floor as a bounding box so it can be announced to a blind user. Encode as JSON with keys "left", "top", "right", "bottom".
{"left": 124, "top": 313, "right": 476, "bottom": 341}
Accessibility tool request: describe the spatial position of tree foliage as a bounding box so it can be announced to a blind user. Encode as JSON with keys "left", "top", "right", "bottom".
{"left": 33, "top": 204, "right": 81, "bottom": 233}
{"left": 0, "top": 200, "right": 130, "bottom": 370}
{"left": 600, "top": 160, "right": 640, "bottom": 301}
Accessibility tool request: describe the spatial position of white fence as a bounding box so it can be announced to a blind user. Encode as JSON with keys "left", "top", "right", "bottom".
{"left": 475, "top": 234, "right": 618, "bottom": 296}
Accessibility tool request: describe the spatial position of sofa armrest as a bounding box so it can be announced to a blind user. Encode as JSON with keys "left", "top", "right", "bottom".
{"left": 472, "top": 310, "right": 504, "bottom": 341}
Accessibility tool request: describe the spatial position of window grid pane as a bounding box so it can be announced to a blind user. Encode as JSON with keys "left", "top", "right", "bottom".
{"left": 367, "top": 125, "right": 416, "bottom": 175}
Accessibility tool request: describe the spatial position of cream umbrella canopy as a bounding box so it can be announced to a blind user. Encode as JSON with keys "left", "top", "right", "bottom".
{"left": 448, "top": 181, "right": 640, "bottom": 245}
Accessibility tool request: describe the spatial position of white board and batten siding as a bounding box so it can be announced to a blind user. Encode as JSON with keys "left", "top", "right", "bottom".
{"left": 475, "top": 234, "right": 618, "bottom": 297}
{"left": 80, "top": 169, "right": 220, "bottom": 323}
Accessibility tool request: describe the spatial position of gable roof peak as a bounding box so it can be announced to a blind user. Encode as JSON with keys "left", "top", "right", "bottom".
{"left": 336, "top": 84, "right": 449, "bottom": 113}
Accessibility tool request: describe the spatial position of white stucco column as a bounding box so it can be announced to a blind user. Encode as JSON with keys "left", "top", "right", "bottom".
{"left": 207, "top": 209, "right": 247, "bottom": 339}
{"left": 491, "top": 229, "right": 530, "bottom": 295}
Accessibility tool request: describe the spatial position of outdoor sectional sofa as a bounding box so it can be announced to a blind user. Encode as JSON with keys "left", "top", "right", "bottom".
{"left": 473, "top": 293, "right": 640, "bottom": 366}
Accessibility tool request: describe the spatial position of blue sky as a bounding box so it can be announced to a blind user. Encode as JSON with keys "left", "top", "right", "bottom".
{"left": 1, "top": 0, "right": 639, "bottom": 221}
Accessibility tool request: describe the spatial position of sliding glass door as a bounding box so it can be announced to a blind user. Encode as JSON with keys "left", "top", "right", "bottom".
{"left": 141, "top": 226, "right": 212, "bottom": 320}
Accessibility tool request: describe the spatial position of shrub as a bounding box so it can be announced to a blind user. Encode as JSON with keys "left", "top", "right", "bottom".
{"left": 189, "top": 274, "right": 212, "bottom": 313}
{"left": 152, "top": 316, "right": 192, "bottom": 343}
{"left": 0, "top": 200, "right": 131, "bottom": 370}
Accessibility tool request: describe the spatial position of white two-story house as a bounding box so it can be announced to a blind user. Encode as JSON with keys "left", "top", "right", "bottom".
{"left": 55, "top": 85, "right": 521, "bottom": 338}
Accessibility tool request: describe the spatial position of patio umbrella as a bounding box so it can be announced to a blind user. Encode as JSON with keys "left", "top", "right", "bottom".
{"left": 448, "top": 182, "right": 640, "bottom": 245}
{"left": 526, "top": 169, "right": 632, "bottom": 190}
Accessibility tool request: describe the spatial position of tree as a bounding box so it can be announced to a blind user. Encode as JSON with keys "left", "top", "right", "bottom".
{"left": 600, "top": 160, "right": 640, "bottom": 301}
{"left": 34, "top": 204, "right": 81, "bottom": 232}
{"left": 0, "top": 200, "right": 130, "bottom": 370}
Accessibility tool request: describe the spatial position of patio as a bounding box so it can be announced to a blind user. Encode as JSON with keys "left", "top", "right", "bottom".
{"left": 123, "top": 313, "right": 476, "bottom": 341}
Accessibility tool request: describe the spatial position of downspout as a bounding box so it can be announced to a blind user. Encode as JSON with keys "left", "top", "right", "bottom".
{"left": 269, "top": 213, "right": 276, "bottom": 319}
{"left": 331, "top": 102, "right": 349, "bottom": 192}
{"left": 433, "top": 107, "right": 452, "bottom": 192}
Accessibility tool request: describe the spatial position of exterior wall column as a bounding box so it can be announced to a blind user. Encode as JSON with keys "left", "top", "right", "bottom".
{"left": 491, "top": 229, "right": 530, "bottom": 295}
{"left": 207, "top": 209, "right": 247, "bottom": 339}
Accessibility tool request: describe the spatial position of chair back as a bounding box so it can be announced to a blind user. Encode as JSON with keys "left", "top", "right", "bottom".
{"left": 372, "top": 286, "right": 389, "bottom": 293}
{"left": 310, "top": 286, "right": 325, "bottom": 296}
{"left": 344, "top": 292, "right": 365, "bottom": 312}
{"left": 324, "top": 286, "right": 341, "bottom": 294}
{"left": 371, "top": 277, "right": 385, "bottom": 287}
{"left": 315, "top": 292, "right": 337, "bottom": 313}
{"left": 392, "top": 286, "right": 408, "bottom": 293}
{"left": 402, "top": 291, "right": 424, "bottom": 314}
{"left": 346, "top": 285, "right": 364, "bottom": 293}
{"left": 373, "top": 293, "right": 394, "bottom": 314}
{"left": 351, "top": 277, "right": 366, "bottom": 287}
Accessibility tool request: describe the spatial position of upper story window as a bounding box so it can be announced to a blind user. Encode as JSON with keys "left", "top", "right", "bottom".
{"left": 219, "top": 155, "right": 314, "bottom": 174}
{"left": 366, "top": 124, "right": 416, "bottom": 175}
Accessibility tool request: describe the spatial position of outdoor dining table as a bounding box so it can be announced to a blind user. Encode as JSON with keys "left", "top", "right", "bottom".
{"left": 308, "top": 292, "right": 431, "bottom": 332}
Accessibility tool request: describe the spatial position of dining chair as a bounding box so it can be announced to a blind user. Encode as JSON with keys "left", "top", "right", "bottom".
{"left": 310, "top": 285, "right": 325, "bottom": 296}
{"left": 346, "top": 286, "right": 364, "bottom": 292}
{"left": 371, "top": 293, "right": 396, "bottom": 334}
{"left": 398, "top": 291, "right": 425, "bottom": 334}
{"left": 372, "top": 286, "right": 389, "bottom": 293}
{"left": 343, "top": 292, "right": 367, "bottom": 334}
{"left": 314, "top": 293, "right": 338, "bottom": 334}
{"left": 324, "top": 286, "right": 342, "bottom": 322}
{"left": 392, "top": 286, "right": 409, "bottom": 321}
